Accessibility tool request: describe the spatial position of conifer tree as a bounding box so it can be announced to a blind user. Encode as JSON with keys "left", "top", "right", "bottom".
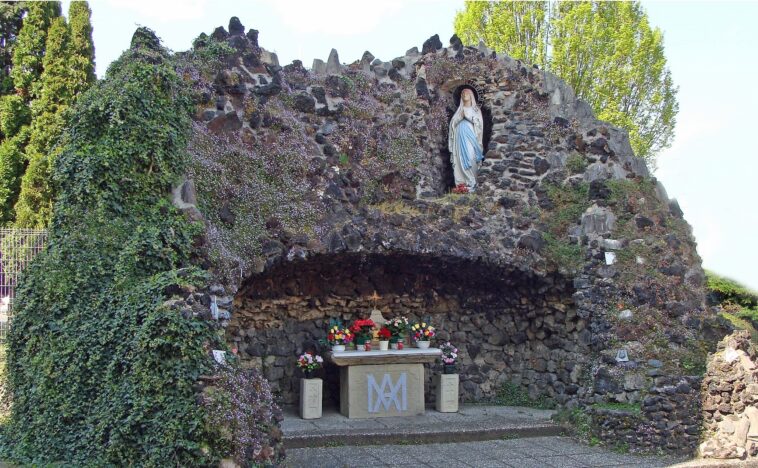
{"left": 13, "top": 16, "right": 70, "bottom": 227}
{"left": 10, "top": 1, "right": 60, "bottom": 98}
{"left": 0, "top": 1, "right": 27, "bottom": 95}
{"left": 67, "top": 1, "right": 95, "bottom": 92}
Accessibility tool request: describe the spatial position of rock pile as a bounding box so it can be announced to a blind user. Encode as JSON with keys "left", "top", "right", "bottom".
{"left": 700, "top": 331, "right": 758, "bottom": 460}
{"left": 173, "top": 17, "right": 723, "bottom": 455}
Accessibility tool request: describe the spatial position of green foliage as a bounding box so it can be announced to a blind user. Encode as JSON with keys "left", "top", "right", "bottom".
{"left": 0, "top": 126, "right": 29, "bottom": 224}
{"left": 14, "top": 16, "right": 71, "bottom": 228}
{"left": 543, "top": 232, "right": 583, "bottom": 271}
{"left": 1, "top": 29, "right": 220, "bottom": 466}
{"left": 67, "top": 1, "right": 96, "bottom": 90}
{"left": 543, "top": 182, "right": 589, "bottom": 235}
{"left": 721, "top": 312, "right": 758, "bottom": 344}
{"left": 552, "top": 409, "right": 592, "bottom": 440}
{"left": 709, "top": 271, "right": 758, "bottom": 342}
{"left": 706, "top": 270, "right": 758, "bottom": 312}
{"left": 14, "top": 7, "right": 96, "bottom": 228}
{"left": 0, "top": 94, "right": 30, "bottom": 138}
{"left": 538, "top": 182, "right": 589, "bottom": 271}
{"left": 454, "top": 0, "right": 678, "bottom": 165}
{"left": 10, "top": 1, "right": 61, "bottom": 97}
{"left": 551, "top": 1, "right": 677, "bottom": 165}
{"left": 454, "top": 1, "right": 548, "bottom": 67}
{"left": 565, "top": 151, "right": 588, "bottom": 174}
{"left": 0, "top": 2, "right": 27, "bottom": 95}
{"left": 495, "top": 381, "right": 556, "bottom": 409}
{"left": 591, "top": 402, "right": 641, "bottom": 414}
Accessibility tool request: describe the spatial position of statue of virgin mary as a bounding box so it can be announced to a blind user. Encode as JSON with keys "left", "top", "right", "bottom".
{"left": 448, "top": 87, "right": 484, "bottom": 192}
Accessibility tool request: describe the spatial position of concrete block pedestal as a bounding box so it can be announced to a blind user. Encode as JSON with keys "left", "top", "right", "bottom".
{"left": 299, "top": 378, "right": 322, "bottom": 419}
{"left": 435, "top": 373, "right": 459, "bottom": 413}
{"left": 327, "top": 348, "right": 441, "bottom": 419}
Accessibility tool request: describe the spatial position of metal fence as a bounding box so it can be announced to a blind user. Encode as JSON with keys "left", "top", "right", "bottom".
{"left": 0, "top": 228, "right": 48, "bottom": 343}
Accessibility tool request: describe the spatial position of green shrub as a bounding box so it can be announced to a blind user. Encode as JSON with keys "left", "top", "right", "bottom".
{"left": 565, "top": 152, "right": 587, "bottom": 174}
{"left": 495, "top": 381, "right": 556, "bottom": 409}
{"left": 0, "top": 29, "right": 222, "bottom": 466}
{"left": 707, "top": 270, "right": 758, "bottom": 311}
{"left": 552, "top": 409, "right": 592, "bottom": 440}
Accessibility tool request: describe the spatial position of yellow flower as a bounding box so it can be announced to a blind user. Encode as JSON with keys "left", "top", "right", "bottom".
{"left": 421, "top": 323, "right": 427, "bottom": 328}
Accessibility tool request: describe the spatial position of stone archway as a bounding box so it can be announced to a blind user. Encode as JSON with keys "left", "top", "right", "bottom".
{"left": 226, "top": 252, "right": 584, "bottom": 406}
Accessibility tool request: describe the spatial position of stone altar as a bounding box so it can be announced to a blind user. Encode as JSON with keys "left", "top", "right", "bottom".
{"left": 328, "top": 348, "right": 441, "bottom": 419}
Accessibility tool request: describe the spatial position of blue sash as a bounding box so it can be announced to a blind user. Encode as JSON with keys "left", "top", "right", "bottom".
{"left": 456, "top": 119, "right": 484, "bottom": 170}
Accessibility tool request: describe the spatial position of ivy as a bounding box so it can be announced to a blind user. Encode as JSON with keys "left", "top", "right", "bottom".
{"left": 1, "top": 28, "right": 220, "bottom": 466}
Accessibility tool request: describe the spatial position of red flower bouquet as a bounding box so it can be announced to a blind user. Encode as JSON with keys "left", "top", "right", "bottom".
{"left": 377, "top": 326, "right": 392, "bottom": 341}
{"left": 349, "top": 319, "right": 376, "bottom": 345}
{"left": 452, "top": 183, "right": 469, "bottom": 194}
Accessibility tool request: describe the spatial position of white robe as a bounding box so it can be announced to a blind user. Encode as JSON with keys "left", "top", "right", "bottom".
{"left": 449, "top": 105, "right": 484, "bottom": 191}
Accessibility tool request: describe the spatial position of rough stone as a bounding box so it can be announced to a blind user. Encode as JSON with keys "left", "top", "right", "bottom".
{"left": 326, "top": 48, "right": 341, "bottom": 75}
{"left": 422, "top": 34, "right": 442, "bottom": 54}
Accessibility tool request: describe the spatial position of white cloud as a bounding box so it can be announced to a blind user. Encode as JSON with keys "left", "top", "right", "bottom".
{"left": 270, "top": 0, "right": 405, "bottom": 36}
{"left": 106, "top": 0, "right": 210, "bottom": 22}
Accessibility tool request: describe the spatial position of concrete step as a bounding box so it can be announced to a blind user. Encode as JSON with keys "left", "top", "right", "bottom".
{"left": 282, "top": 405, "right": 563, "bottom": 449}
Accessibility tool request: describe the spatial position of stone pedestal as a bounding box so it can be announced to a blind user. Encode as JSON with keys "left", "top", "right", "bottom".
{"left": 339, "top": 363, "right": 425, "bottom": 418}
{"left": 328, "top": 348, "right": 441, "bottom": 419}
{"left": 435, "top": 374, "right": 459, "bottom": 413}
{"left": 299, "top": 378, "right": 322, "bottom": 419}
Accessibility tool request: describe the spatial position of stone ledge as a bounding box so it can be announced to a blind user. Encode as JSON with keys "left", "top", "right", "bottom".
{"left": 327, "top": 348, "right": 442, "bottom": 366}
{"left": 283, "top": 405, "right": 560, "bottom": 448}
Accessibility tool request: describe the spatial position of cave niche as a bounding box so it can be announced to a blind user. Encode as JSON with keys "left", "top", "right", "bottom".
{"left": 227, "top": 252, "right": 580, "bottom": 406}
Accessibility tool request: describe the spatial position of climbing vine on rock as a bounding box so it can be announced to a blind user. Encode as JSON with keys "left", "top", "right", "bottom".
{"left": 1, "top": 28, "right": 222, "bottom": 466}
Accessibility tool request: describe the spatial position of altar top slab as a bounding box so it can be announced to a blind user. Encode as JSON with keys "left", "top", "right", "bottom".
{"left": 327, "top": 348, "right": 441, "bottom": 366}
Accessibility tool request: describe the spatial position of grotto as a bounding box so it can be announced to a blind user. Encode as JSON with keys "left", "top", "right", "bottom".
{"left": 228, "top": 251, "right": 579, "bottom": 405}
{"left": 5, "top": 16, "right": 749, "bottom": 467}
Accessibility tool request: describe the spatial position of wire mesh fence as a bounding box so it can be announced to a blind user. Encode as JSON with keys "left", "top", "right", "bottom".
{"left": 0, "top": 228, "right": 48, "bottom": 343}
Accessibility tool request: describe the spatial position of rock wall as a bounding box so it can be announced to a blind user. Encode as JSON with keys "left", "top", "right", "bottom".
{"left": 227, "top": 253, "right": 579, "bottom": 404}
{"left": 171, "top": 17, "right": 724, "bottom": 455}
{"left": 699, "top": 331, "right": 758, "bottom": 460}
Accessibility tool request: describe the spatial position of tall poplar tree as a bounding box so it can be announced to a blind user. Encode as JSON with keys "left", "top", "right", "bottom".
{"left": 454, "top": 0, "right": 678, "bottom": 166}
{"left": 454, "top": 1, "right": 548, "bottom": 68}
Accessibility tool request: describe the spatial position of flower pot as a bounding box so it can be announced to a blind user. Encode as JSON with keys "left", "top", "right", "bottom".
{"left": 443, "top": 364, "right": 457, "bottom": 374}
{"left": 379, "top": 340, "right": 389, "bottom": 351}
{"left": 416, "top": 340, "right": 431, "bottom": 349}
{"left": 332, "top": 344, "right": 346, "bottom": 352}
{"left": 356, "top": 344, "right": 366, "bottom": 352}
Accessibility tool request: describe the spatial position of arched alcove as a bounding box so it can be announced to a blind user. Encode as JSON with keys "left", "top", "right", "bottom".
{"left": 227, "top": 252, "right": 583, "bottom": 406}
{"left": 433, "top": 81, "right": 494, "bottom": 194}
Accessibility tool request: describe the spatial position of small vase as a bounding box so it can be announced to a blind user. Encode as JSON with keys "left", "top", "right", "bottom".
{"left": 356, "top": 344, "right": 366, "bottom": 352}
{"left": 390, "top": 342, "right": 399, "bottom": 350}
{"left": 416, "top": 340, "right": 431, "bottom": 349}
{"left": 443, "top": 364, "right": 457, "bottom": 374}
{"left": 364, "top": 342, "right": 372, "bottom": 351}
{"left": 332, "top": 344, "right": 345, "bottom": 352}
{"left": 379, "top": 340, "right": 389, "bottom": 351}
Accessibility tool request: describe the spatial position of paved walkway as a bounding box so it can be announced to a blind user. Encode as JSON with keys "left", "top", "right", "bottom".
{"left": 285, "top": 436, "right": 685, "bottom": 467}
{"left": 283, "top": 405, "right": 561, "bottom": 448}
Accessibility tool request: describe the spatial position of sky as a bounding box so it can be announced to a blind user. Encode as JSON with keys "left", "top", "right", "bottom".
{"left": 60, "top": 0, "right": 758, "bottom": 290}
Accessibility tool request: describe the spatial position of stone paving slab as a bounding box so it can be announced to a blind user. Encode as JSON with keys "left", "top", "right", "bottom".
{"left": 283, "top": 404, "right": 562, "bottom": 448}
{"left": 285, "top": 436, "right": 687, "bottom": 468}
